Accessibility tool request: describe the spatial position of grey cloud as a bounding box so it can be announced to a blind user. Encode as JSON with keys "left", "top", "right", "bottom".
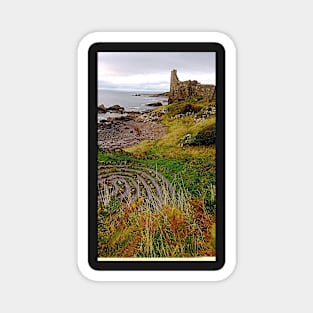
{"left": 98, "top": 80, "right": 170, "bottom": 92}
{"left": 98, "top": 52, "right": 215, "bottom": 91}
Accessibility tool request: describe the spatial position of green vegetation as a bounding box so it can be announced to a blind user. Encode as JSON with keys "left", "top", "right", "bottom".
{"left": 97, "top": 97, "right": 217, "bottom": 258}
{"left": 99, "top": 98, "right": 216, "bottom": 204}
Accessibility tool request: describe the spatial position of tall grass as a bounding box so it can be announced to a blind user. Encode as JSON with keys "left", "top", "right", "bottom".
{"left": 98, "top": 178, "right": 216, "bottom": 258}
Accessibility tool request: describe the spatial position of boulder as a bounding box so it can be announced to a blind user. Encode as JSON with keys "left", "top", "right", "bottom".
{"left": 107, "top": 105, "right": 125, "bottom": 112}
{"left": 98, "top": 104, "right": 106, "bottom": 112}
{"left": 146, "top": 102, "right": 162, "bottom": 107}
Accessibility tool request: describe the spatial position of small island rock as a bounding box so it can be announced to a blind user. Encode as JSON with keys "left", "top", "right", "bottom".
{"left": 146, "top": 102, "right": 162, "bottom": 107}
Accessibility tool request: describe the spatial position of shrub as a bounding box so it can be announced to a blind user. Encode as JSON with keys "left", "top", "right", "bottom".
{"left": 192, "top": 127, "right": 216, "bottom": 146}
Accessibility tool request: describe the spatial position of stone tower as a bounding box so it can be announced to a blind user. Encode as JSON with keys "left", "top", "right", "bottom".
{"left": 169, "top": 69, "right": 180, "bottom": 104}
{"left": 170, "top": 69, "right": 179, "bottom": 91}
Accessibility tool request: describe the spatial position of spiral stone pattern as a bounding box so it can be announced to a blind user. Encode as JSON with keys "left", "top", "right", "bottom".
{"left": 98, "top": 164, "right": 175, "bottom": 209}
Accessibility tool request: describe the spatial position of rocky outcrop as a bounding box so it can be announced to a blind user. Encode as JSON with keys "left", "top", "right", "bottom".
{"left": 168, "top": 69, "right": 216, "bottom": 104}
{"left": 146, "top": 102, "right": 162, "bottom": 107}
{"left": 135, "top": 109, "right": 166, "bottom": 123}
{"left": 98, "top": 104, "right": 125, "bottom": 113}
{"left": 98, "top": 104, "right": 106, "bottom": 111}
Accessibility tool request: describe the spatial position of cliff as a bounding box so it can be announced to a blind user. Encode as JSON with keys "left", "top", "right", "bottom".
{"left": 168, "top": 69, "right": 216, "bottom": 104}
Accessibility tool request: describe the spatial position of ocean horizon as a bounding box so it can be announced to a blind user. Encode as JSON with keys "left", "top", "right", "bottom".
{"left": 98, "top": 89, "right": 168, "bottom": 112}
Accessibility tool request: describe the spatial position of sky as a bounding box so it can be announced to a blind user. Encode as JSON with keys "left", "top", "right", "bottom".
{"left": 98, "top": 52, "right": 215, "bottom": 91}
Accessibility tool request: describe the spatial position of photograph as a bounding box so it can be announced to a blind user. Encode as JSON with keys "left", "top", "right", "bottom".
{"left": 96, "top": 52, "right": 217, "bottom": 260}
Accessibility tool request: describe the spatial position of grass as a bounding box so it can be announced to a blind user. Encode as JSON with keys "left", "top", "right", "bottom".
{"left": 98, "top": 182, "right": 216, "bottom": 258}
{"left": 97, "top": 97, "right": 217, "bottom": 258}
{"left": 98, "top": 150, "right": 215, "bottom": 206}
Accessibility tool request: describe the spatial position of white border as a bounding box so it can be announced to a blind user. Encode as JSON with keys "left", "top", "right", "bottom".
{"left": 77, "top": 32, "right": 236, "bottom": 281}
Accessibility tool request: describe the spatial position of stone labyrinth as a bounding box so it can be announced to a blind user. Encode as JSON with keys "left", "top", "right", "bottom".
{"left": 98, "top": 164, "right": 175, "bottom": 210}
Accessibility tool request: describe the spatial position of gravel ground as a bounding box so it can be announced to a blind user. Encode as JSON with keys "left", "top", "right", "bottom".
{"left": 97, "top": 112, "right": 166, "bottom": 151}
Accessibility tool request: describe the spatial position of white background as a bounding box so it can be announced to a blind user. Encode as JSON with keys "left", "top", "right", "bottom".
{"left": 0, "top": 1, "right": 312, "bottom": 312}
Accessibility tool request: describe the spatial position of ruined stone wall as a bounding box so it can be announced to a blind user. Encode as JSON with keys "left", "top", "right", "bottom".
{"left": 168, "top": 69, "right": 215, "bottom": 104}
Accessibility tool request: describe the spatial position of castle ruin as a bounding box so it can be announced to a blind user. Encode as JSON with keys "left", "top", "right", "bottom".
{"left": 168, "top": 69, "right": 215, "bottom": 104}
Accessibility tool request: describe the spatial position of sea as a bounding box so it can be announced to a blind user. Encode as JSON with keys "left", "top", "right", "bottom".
{"left": 98, "top": 89, "right": 168, "bottom": 112}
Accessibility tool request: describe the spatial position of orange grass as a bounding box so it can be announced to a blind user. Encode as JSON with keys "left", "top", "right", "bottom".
{"left": 98, "top": 194, "right": 216, "bottom": 258}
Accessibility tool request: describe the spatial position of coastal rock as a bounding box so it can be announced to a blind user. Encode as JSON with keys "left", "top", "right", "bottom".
{"left": 106, "top": 115, "right": 131, "bottom": 122}
{"left": 135, "top": 110, "right": 166, "bottom": 123}
{"left": 98, "top": 104, "right": 125, "bottom": 113}
{"left": 146, "top": 102, "right": 162, "bottom": 107}
{"left": 98, "top": 104, "right": 106, "bottom": 112}
{"left": 107, "top": 104, "right": 124, "bottom": 112}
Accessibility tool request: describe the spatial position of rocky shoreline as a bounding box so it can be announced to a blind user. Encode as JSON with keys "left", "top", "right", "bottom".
{"left": 98, "top": 109, "right": 166, "bottom": 151}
